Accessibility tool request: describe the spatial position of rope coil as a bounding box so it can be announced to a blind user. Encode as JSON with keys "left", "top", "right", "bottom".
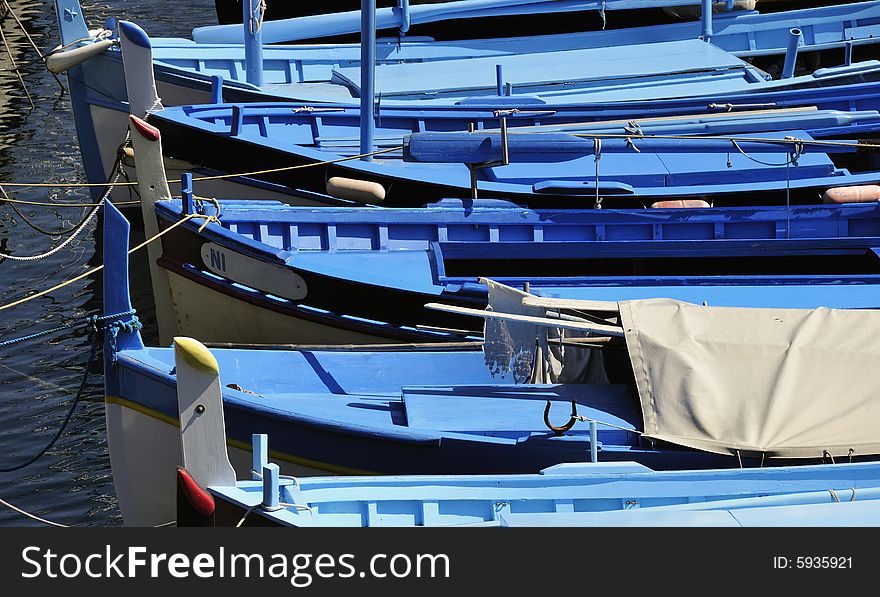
{"left": 0, "top": 309, "right": 137, "bottom": 349}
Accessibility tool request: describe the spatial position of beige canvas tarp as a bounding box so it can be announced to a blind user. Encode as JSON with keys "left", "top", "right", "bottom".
{"left": 620, "top": 299, "right": 880, "bottom": 459}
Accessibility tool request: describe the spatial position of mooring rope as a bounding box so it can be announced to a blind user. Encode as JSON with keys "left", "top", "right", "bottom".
{"left": 0, "top": 496, "right": 69, "bottom": 527}
{"left": 0, "top": 196, "right": 139, "bottom": 208}
{"left": 0, "top": 309, "right": 136, "bottom": 349}
{"left": 1, "top": 194, "right": 101, "bottom": 260}
{"left": 0, "top": 12, "right": 33, "bottom": 108}
{"left": 0, "top": 145, "right": 403, "bottom": 190}
{"left": 0, "top": 329, "right": 101, "bottom": 473}
{"left": 1, "top": 0, "right": 65, "bottom": 92}
{"left": 0, "top": 158, "right": 123, "bottom": 261}
{"left": 6, "top": 201, "right": 88, "bottom": 237}
{"left": 0, "top": 130, "right": 868, "bottom": 193}
{"left": 0, "top": 310, "right": 141, "bottom": 528}
{"left": 0, "top": 210, "right": 219, "bottom": 313}
{"left": 249, "top": 0, "right": 268, "bottom": 34}
{"left": 235, "top": 501, "right": 312, "bottom": 527}
{"left": 565, "top": 132, "right": 880, "bottom": 152}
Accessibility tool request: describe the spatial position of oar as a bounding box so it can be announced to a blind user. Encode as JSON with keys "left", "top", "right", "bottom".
{"left": 424, "top": 302, "right": 625, "bottom": 337}
{"left": 521, "top": 295, "right": 621, "bottom": 313}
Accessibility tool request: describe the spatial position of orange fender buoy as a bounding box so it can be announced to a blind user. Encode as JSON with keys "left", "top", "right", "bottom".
{"left": 326, "top": 177, "right": 386, "bottom": 204}
{"left": 650, "top": 199, "right": 711, "bottom": 209}
{"left": 822, "top": 186, "right": 880, "bottom": 204}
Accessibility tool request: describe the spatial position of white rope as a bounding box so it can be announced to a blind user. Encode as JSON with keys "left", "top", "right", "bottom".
{"left": 249, "top": 0, "right": 268, "bottom": 34}
{"left": 235, "top": 501, "right": 312, "bottom": 527}
{"left": 573, "top": 414, "right": 642, "bottom": 435}
{"left": 0, "top": 169, "right": 120, "bottom": 261}
{"left": 0, "top": 495, "right": 69, "bottom": 527}
{"left": 0, "top": 135, "right": 128, "bottom": 261}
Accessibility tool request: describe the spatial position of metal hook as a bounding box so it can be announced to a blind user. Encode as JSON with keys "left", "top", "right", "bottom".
{"left": 543, "top": 400, "right": 578, "bottom": 436}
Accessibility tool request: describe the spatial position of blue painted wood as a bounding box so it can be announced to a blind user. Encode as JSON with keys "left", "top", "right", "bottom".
{"left": 109, "top": 198, "right": 880, "bottom": 479}
{"left": 701, "top": 0, "right": 712, "bottom": 41}
{"left": 155, "top": 200, "right": 880, "bottom": 256}
{"left": 781, "top": 27, "right": 803, "bottom": 79}
{"left": 146, "top": 103, "right": 880, "bottom": 204}
{"left": 142, "top": 196, "right": 880, "bottom": 350}
{"left": 360, "top": 0, "right": 376, "bottom": 161}
{"left": 192, "top": 0, "right": 737, "bottom": 45}
{"left": 401, "top": 384, "right": 637, "bottom": 435}
{"left": 203, "top": 457, "right": 880, "bottom": 526}
{"left": 101, "top": 200, "right": 145, "bottom": 399}
{"left": 58, "top": 1, "right": 880, "bottom": 95}
{"left": 252, "top": 434, "right": 268, "bottom": 480}
{"left": 55, "top": 0, "right": 880, "bottom": 190}
{"left": 402, "top": 130, "right": 859, "bottom": 165}
{"left": 262, "top": 463, "right": 279, "bottom": 508}
{"left": 242, "top": 0, "right": 263, "bottom": 86}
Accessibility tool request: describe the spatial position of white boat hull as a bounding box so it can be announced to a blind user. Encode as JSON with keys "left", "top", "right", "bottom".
{"left": 165, "top": 270, "right": 398, "bottom": 345}
{"left": 105, "top": 399, "right": 333, "bottom": 527}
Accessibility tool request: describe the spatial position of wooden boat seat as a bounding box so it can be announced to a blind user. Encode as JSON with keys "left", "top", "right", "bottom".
{"left": 401, "top": 383, "right": 640, "bottom": 441}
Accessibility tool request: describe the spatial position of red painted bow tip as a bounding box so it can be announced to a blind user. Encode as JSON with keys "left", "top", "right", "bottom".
{"left": 176, "top": 466, "right": 215, "bottom": 516}
{"left": 129, "top": 115, "right": 160, "bottom": 142}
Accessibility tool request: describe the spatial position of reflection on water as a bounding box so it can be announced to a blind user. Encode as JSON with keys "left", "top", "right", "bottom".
{"left": 0, "top": 0, "right": 216, "bottom": 527}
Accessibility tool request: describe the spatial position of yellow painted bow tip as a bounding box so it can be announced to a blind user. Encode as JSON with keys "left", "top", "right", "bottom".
{"left": 174, "top": 337, "right": 219, "bottom": 375}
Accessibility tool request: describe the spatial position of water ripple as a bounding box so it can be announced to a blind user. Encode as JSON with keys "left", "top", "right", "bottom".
{"left": 0, "top": 0, "right": 216, "bottom": 527}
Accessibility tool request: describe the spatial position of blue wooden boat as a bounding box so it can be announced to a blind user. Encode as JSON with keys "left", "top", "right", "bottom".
{"left": 149, "top": 195, "right": 880, "bottom": 344}
{"left": 108, "top": 19, "right": 880, "bottom": 208}
{"left": 102, "top": 199, "right": 880, "bottom": 526}
{"left": 191, "top": 0, "right": 860, "bottom": 50}
{"left": 53, "top": 0, "right": 880, "bottom": 198}
{"left": 169, "top": 349, "right": 880, "bottom": 528}
{"left": 198, "top": 459, "right": 880, "bottom": 527}
{"left": 143, "top": 98, "right": 880, "bottom": 208}
{"left": 212, "top": 0, "right": 741, "bottom": 41}
{"left": 212, "top": 0, "right": 854, "bottom": 30}
{"left": 125, "top": 113, "right": 880, "bottom": 347}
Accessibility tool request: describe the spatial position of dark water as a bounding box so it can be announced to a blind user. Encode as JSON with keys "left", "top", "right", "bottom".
{"left": 0, "top": 0, "right": 216, "bottom": 527}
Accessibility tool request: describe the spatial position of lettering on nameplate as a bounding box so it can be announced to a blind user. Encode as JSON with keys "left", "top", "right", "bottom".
{"left": 200, "top": 242, "right": 307, "bottom": 300}
{"left": 209, "top": 247, "right": 227, "bottom": 273}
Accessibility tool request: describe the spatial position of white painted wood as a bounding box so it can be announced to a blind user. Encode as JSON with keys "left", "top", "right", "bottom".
{"left": 46, "top": 39, "right": 116, "bottom": 73}
{"left": 174, "top": 337, "right": 237, "bottom": 489}
{"left": 118, "top": 21, "right": 163, "bottom": 118}
{"left": 200, "top": 242, "right": 308, "bottom": 300}
{"left": 520, "top": 295, "right": 621, "bottom": 313}
{"left": 105, "top": 400, "right": 332, "bottom": 527}
{"left": 118, "top": 20, "right": 180, "bottom": 347}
